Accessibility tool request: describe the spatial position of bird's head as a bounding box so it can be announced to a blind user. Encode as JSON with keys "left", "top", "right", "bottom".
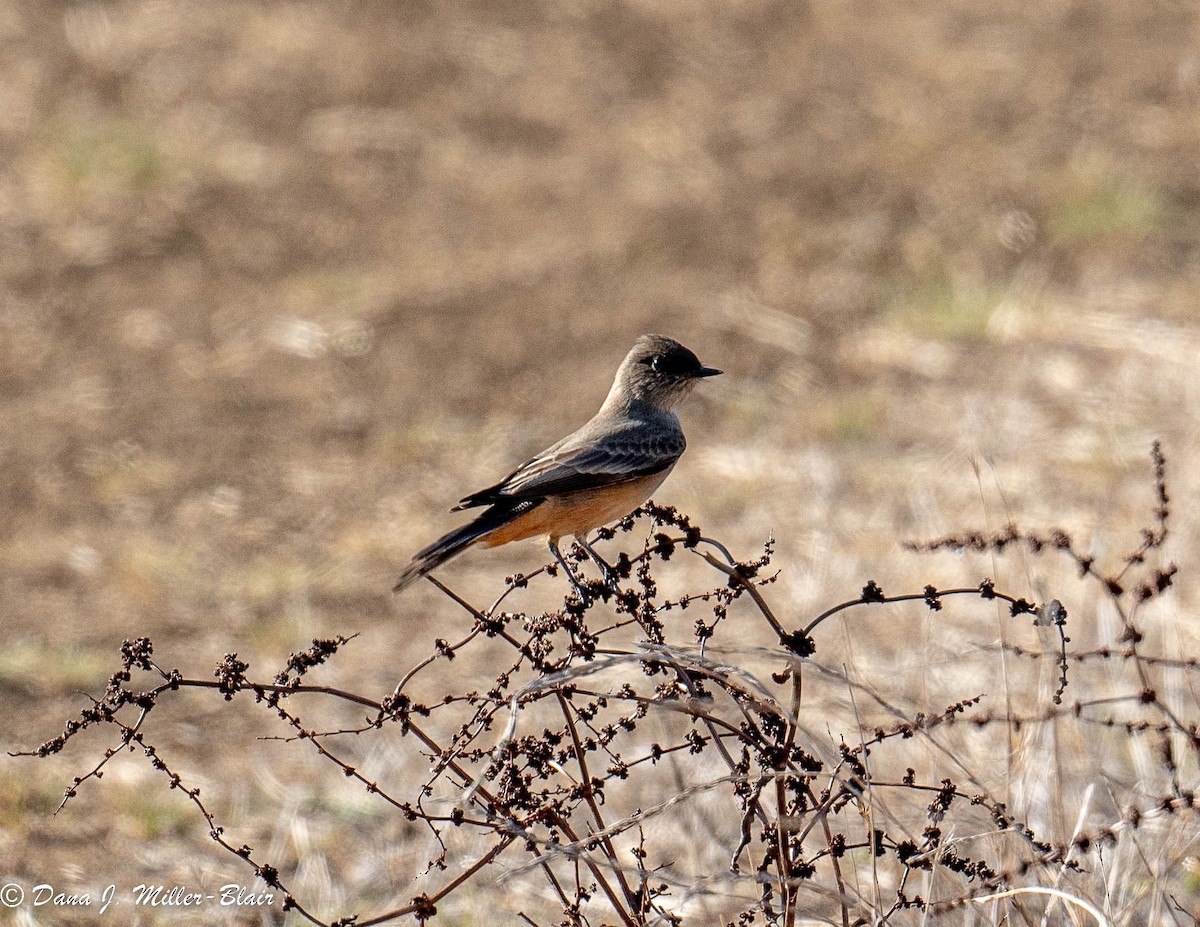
{"left": 608, "top": 334, "right": 722, "bottom": 410}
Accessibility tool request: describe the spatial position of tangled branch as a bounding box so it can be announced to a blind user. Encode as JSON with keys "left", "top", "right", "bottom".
{"left": 15, "top": 447, "right": 1197, "bottom": 926}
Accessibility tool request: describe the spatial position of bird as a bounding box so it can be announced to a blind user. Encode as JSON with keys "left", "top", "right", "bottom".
{"left": 393, "top": 334, "right": 721, "bottom": 600}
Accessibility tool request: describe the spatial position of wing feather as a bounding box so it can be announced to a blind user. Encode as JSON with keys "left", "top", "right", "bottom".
{"left": 453, "top": 429, "right": 684, "bottom": 510}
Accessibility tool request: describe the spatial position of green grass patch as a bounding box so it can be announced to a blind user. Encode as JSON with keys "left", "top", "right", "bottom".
{"left": 121, "top": 787, "right": 197, "bottom": 840}
{"left": 818, "top": 394, "right": 885, "bottom": 443}
{"left": 891, "top": 277, "right": 996, "bottom": 341}
{"left": 0, "top": 640, "right": 112, "bottom": 694}
{"left": 53, "top": 119, "right": 167, "bottom": 197}
{"left": 1050, "top": 181, "right": 1165, "bottom": 243}
{"left": 0, "top": 769, "right": 66, "bottom": 826}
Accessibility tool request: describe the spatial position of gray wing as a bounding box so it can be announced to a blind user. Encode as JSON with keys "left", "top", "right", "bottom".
{"left": 453, "top": 426, "right": 685, "bottom": 510}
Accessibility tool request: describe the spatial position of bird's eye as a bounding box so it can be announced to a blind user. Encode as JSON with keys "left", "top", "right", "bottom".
{"left": 649, "top": 355, "right": 664, "bottom": 372}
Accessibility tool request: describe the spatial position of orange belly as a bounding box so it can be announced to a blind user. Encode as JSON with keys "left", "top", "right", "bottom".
{"left": 480, "top": 467, "right": 674, "bottom": 546}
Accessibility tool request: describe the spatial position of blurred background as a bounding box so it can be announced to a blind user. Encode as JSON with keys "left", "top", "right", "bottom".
{"left": 4, "top": 0, "right": 1200, "bottom": 923}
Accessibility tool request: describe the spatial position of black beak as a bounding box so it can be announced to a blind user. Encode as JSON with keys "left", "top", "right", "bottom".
{"left": 693, "top": 365, "right": 722, "bottom": 378}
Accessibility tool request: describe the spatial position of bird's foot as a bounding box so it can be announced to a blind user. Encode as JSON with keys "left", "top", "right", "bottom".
{"left": 562, "top": 587, "right": 606, "bottom": 618}
{"left": 564, "top": 573, "right": 622, "bottom": 610}
{"left": 574, "top": 537, "right": 622, "bottom": 601}
{"left": 594, "top": 562, "right": 621, "bottom": 600}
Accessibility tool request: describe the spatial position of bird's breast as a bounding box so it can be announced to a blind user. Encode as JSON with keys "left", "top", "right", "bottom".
{"left": 480, "top": 466, "right": 675, "bottom": 546}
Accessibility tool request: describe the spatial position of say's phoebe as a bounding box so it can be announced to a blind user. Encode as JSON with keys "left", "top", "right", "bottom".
{"left": 393, "top": 334, "right": 721, "bottom": 598}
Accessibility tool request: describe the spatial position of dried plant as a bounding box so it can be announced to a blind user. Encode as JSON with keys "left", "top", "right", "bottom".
{"left": 15, "top": 445, "right": 1197, "bottom": 926}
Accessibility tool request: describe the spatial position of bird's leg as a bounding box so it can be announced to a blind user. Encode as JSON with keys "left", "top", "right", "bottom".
{"left": 574, "top": 534, "right": 621, "bottom": 596}
{"left": 548, "top": 538, "right": 591, "bottom": 603}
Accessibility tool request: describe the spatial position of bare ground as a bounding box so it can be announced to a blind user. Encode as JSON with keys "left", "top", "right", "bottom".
{"left": 3, "top": 1, "right": 1200, "bottom": 924}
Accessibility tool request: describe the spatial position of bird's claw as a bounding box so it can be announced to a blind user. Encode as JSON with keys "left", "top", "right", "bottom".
{"left": 596, "top": 563, "right": 621, "bottom": 597}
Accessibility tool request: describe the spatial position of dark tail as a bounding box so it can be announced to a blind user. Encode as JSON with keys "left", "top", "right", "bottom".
{"left": 393, "top": 499, "right": 540, "bottom": 593}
